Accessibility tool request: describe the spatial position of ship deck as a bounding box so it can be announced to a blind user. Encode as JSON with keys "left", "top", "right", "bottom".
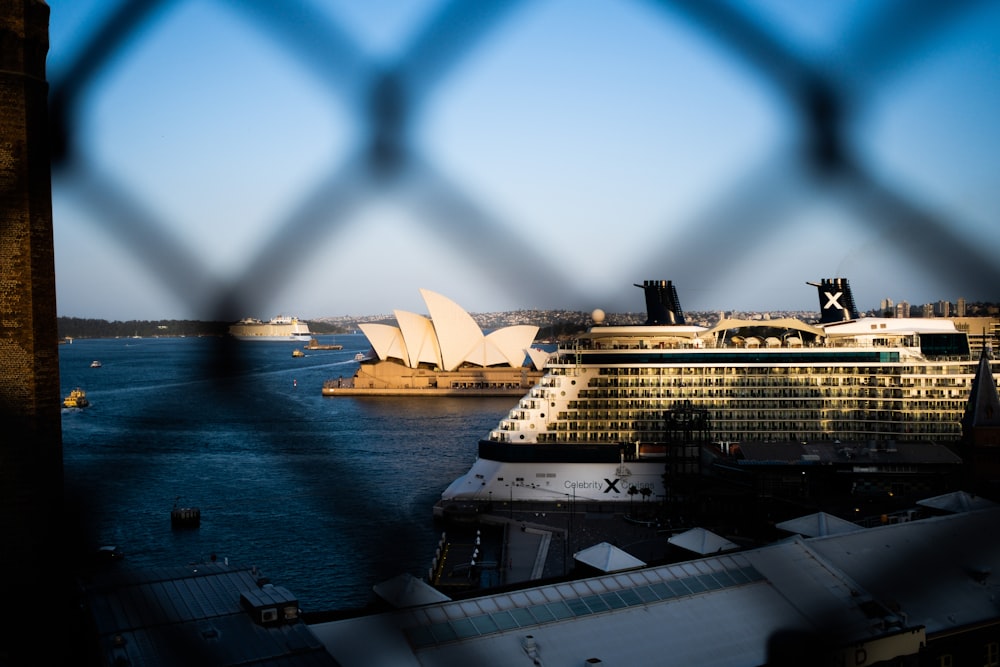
{"left": 322, "top": 386, "right": 531, "bottom": 397}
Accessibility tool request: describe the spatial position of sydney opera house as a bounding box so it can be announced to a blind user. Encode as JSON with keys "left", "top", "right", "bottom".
{"left": 322, "top": 289, "right": 548, "bottom": 396}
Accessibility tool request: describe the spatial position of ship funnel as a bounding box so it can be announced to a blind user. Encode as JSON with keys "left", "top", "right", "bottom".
{"left": 635, "top": 280, "right": 685, "bottom": 325}
{"left": 808, "top": 278, "right": 859, "bottom": 324}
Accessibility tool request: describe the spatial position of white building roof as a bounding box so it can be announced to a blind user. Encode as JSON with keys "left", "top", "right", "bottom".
{"left": 394, "top": 310, "right": 440, "bottom": 367}
{"left": 373, "top": 573, "right": 451, "bottom": 608}
{"left": 311, "top": 531, "right": 935, "bottom": 666}
{"left": 359, "top": 290, "right": 539, "bottom": 372}
{"left": 573, "top": 542, "right": 646, "bottom": 572}
{"left": 806, "top": 507, "right": 1000, "bottom": 636}
{"left": 775, "top": 512, "right": 866, "bottom": 537}
{"left": 358, "top": 322, "right": 408, "bottom": 363}
{"left": 917, "top": 491, "right": 997, "bottom": 513}
{"left": 668, "top": 527, "right": 741, "bottom": 554}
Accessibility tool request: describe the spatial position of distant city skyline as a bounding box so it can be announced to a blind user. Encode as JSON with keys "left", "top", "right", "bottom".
{"left": 46, "top": 1, "right": 1000, "bottom": 321}
{"left": 57, "top": 291, "right": 1000, "bottom": 327}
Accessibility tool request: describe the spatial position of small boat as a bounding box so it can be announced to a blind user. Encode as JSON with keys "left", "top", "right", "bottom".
{"left": 292, "top": 349, "right": 305, "bottom": 358}
{"left": 354, "top": 352, "right": 366, "bottom": 361}
{"left": 63, "top": 387, "right": 89, "bottom": 408}
{"left": 90, "top": 360, "right": 102, "bottom": 368}
{"left": 305, "top": 338, "right": 343, "bottom": 350}
{"left": 171, "top": 506, "right": 201, "bottom": 529}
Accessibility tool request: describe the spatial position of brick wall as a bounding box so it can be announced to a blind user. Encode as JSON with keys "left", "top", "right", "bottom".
{"left": 0, "top": 0, "right": 66, "bottom": 635}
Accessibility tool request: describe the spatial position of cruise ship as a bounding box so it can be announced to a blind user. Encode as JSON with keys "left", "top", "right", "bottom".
{"left": 228, "top": 315, "right": 311, "bottom": 341}
{"left": 437, "top": 278, "right": 997, "bottom": 509}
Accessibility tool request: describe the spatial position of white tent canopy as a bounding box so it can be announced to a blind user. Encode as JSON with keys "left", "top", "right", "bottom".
{"left": 667, "top": 527, "right": 739, "bottom": 555}
{"left": 775, "top": 512, "right": 864, "bottom": 537}
{"left": 573, "top": 542, "right": 646, "bottom": 573}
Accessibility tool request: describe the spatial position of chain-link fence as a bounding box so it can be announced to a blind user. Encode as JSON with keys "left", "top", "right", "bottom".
{"left": 49, "top": 0, "right": 1000, "bottom": 317}
{"left": 47, "top": 0, "right": 1000, "bottom": 662}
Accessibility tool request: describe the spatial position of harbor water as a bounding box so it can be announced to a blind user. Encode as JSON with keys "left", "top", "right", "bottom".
{"left": 60, "top": 335, "right": 514, "bottom": 612}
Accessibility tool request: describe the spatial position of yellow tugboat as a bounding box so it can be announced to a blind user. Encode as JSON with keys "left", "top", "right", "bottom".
{"left": 63, "top": 387, "right": 89, "bottom": 408}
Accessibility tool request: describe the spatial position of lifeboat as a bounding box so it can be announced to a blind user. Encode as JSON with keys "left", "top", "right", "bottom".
{"left": 637, "top": 443, "right": 667, "bottom": 459}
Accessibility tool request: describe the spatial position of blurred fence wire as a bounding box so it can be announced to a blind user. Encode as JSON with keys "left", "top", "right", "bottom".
{"left": 46, "top": 1, "right": 1000, "bottom": 659}
{"left": 48, "top": 0, "right": 1000, "bottom": 318}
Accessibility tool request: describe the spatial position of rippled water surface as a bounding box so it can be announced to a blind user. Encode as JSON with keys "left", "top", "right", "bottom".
{"left": 60, "top": 335, "right": 513, "bottom": 611}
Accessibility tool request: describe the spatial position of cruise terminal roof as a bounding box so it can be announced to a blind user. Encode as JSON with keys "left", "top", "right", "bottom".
{"left": 308, "top": 508, "right": 1000, "bottom": 666}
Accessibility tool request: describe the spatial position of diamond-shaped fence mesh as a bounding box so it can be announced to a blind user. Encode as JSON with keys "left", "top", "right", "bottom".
{"left": 44, "top": 0, "right": 1000, "bottom": 652}
{"left": 49, "top": 0, "right": 1000, "bottom": 317}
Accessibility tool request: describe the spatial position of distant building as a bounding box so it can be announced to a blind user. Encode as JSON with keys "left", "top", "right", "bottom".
{"left": 360, "top": 289, "right": 540, "bottom": 372}
{"left": 950, "top": 316, "right": 999, "bottom": 357}
{"left": 326, "top": 289, "right": 547, "bottom": 396}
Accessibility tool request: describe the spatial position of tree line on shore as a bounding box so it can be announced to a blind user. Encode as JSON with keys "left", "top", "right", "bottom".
{"left": 55, "top": 316, "right": 590, "bottom": 340}
{"left": 56, "top": 317, "right": 348, "bottom": 339}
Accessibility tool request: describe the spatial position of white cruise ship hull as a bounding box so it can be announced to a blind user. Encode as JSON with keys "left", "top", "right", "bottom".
{"left": 228, "top": 316, "right": 311, "bottom": 341}
{"left": 439, "top": 456, "right": 666, "bottom": 506}
{"left": 230, "top": 333, "right": 311, "bottom": 342}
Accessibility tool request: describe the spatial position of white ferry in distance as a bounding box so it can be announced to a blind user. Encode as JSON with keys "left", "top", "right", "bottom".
{"left": 228, "top": 315, "right": 311, "bottom": 342}
{"left": 437, "top": 278, "right": 998, "bottom": 509}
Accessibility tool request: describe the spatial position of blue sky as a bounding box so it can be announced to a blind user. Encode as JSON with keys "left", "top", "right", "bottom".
{"left": 46, "top": 0, "right": 1000, "bottom": 321}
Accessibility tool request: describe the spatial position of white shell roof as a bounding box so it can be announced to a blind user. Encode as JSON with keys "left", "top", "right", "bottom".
{"left": 358, "top": 323, "right": 407, "bottom": 363}
{"left": 394, "top": 310, "right": 440, "bottom": 367}
{"left": 359, "top": 289, "right": 539, "bottom": 372}
{"left": 422, "top": 288, "right": 485, "bottom": 371}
